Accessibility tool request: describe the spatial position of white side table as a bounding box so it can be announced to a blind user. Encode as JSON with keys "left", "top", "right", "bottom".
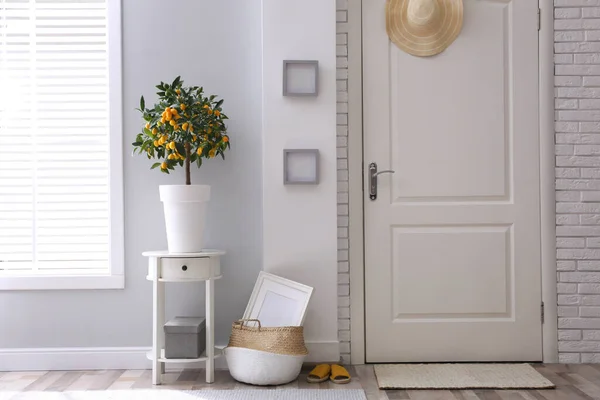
{"left": 143, "top": 250, "right": 225, "bottom": 385}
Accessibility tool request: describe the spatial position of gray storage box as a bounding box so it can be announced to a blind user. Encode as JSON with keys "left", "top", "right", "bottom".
{"left": 164, "top": 317, "right": 206, "bottom": 359}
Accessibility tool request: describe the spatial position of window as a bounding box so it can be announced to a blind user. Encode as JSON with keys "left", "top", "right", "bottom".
{"left": 0, "top": 0, "right": 123, "bottom": 290}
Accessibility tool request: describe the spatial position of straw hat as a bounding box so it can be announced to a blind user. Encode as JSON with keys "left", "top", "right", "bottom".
{"left": 386, "top": 0, "right": 463, "bottom": 57}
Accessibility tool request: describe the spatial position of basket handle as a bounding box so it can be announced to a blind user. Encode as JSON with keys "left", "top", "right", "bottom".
{"left": 234, "top": 319, "right": 262, "bottom": 330}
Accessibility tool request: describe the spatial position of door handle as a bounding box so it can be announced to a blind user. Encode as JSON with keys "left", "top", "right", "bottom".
{"left": 369, "top": 162, "right": 395, "bottom": 201}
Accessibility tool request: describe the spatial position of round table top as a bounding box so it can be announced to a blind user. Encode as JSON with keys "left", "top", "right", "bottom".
{"left": 142, "top": 249, "right": 226, "bottom": 258}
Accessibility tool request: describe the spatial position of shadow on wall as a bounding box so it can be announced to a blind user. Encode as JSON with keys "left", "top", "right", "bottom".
{"left": 0, "top": 0, "right": 263, "bottom": 349}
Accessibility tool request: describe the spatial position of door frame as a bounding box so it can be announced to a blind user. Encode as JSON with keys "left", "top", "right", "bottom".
{"left": 347, "top": 0, "right": 557, "bottom": 364}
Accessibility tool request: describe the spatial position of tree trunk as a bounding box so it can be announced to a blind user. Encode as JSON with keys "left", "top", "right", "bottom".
{"left": 185, "top": 143, "right": 191, "bottom": 185}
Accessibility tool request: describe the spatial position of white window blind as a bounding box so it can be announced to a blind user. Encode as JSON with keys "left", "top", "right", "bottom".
{"left": 0, "top": 0, "right": 112, "bottom": 275}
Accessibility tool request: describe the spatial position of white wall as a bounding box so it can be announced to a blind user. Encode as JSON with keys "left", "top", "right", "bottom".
{"left": 0, "top": 0, "right": 262, "bottom": 350}
{"left": 262, "top": 0, "right": 340, "bottom": 360}
{"left": 1, "top": 0, "right": 341, "bottom": 365}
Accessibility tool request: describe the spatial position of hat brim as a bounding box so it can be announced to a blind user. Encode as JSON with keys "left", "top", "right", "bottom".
{"left": 386, "top": 0, "right": 463, "bottom": 57}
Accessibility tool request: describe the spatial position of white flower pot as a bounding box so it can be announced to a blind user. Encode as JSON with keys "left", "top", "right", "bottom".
{"left": 159, "top": 185, "right": 210, "bottom": 253}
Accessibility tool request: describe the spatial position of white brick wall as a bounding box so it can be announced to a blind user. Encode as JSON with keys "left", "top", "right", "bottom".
{"left": 336, "top": 0, "right": 350, "bottom": 364}
{"left": 556, "top": 0, "right": 600, "bottom": 363}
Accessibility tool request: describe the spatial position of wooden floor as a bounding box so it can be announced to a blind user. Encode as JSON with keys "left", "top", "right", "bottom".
{"left": 1, "top": 364, "right": 599, "bottom": 399}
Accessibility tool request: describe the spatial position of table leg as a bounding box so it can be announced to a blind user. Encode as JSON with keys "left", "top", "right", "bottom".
{"left": 205, "top": 278, "right": 215, "bottom": 383}
{"left": 159, "top": 281, "right": 165, "bottom": 375}
{"left": 152, "top": 259, "right": 165, "bottom": 385}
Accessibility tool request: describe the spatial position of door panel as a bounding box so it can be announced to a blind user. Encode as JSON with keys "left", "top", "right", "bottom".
{"left": 392, "top": 226, "right": 510, "bottom": 317}
{"left": 391, "top": 1, "right": 511, "bottom": 201}
{"left": 364, "top": 0, "right": 542, "bottom": 362}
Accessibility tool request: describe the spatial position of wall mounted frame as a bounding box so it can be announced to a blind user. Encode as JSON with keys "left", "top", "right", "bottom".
{"left": 282, "top": 60, "right": 319, "bottom": 96}
{"left": 283, "top": 149, "right": 320, "bottom": 185}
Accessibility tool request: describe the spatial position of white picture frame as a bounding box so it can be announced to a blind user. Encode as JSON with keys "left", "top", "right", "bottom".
{"left": 242, "top": 272, "right": 314, "bottom": 327}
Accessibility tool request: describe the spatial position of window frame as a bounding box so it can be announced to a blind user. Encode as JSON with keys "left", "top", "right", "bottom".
{"left": 0, "top": 0, "right": 124, "bottom": 291}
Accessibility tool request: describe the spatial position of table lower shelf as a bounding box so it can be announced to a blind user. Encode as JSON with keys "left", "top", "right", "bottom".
{"left": 146, "top": 347, "right": 223, "bottom": 363}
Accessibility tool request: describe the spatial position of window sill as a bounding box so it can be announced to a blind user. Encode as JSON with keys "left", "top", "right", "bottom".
{"left": 0, "top": 274, "right": 124, "bottom": 291}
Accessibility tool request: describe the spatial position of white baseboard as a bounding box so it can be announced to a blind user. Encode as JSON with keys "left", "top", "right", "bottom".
{"left": 0, "top": 341, "right": 340, "bottom": 371}
{"left": 0, "top": 347, "right": 152, "bottom": 372}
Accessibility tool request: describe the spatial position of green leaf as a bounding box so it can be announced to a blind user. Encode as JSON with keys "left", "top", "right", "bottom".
{"left": 151, "top": 162, "right": 161, "bottom": 169}
{"left": 175, "top": 142, "right": 186, "bottom": 156}
{"left": 196, "top": 158, "right": 202, "bottom": 168}
{"left": 215, "top": 99, "right": 224, "bottom": 108}
{"left": 157, "top": 91, "right": 165, "bottom": 97}
{"left": 172, "top": 76, "right": 181, "bottom": 87}
{"left": 220, "top": 152, "right": 225, "bottom": 160}
{"left": 140, "top": 96, "right": 145, "bottom": 110}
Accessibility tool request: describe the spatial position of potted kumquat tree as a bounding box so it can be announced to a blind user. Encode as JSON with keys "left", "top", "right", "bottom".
{"left": 132, "top": 76, "right": 230, "bottom": 252}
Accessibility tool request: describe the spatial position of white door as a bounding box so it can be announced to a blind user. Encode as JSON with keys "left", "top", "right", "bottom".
{"left": 364, "top": 0, "right": 542, "bottom": 362}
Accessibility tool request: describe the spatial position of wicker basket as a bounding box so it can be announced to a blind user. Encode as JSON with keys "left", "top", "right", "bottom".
{"left": 227, "top": 319, "right": 308, "bottom": 356}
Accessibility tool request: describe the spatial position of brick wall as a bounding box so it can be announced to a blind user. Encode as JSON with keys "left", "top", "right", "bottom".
{"left": 555, "top": 0, "right": 600, "bottom": 363}
{"left": 336, "top": 0, "right": 351, "bottom": 364}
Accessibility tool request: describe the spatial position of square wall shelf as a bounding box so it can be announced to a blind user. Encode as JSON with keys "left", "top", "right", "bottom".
{"left": 283, "top": 149, "right": 320, "bottom": 185}
{"left": 283, "top": 60, "right": 319, "bottom": 97}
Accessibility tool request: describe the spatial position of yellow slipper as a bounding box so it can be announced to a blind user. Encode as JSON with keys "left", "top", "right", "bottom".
{"left": 307, "top": 364, "right": 331, "bottom": 383}
{"left": 330, "top": 364, "right": 351, "bottom": 384}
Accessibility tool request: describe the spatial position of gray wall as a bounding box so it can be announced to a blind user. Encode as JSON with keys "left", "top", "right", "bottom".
{"left": 0, "top": 0, "right": 262, "bottom": 348}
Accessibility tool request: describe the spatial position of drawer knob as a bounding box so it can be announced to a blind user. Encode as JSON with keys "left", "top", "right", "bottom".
{"left": 181, "top": 265, "right": 188, "bottom": 271}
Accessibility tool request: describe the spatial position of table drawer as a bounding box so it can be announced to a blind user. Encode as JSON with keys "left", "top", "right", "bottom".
{"left": 159, "top": 257, "right": 220, "bottom": 281}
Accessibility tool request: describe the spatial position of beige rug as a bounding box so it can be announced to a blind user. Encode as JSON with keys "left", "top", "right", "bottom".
{"left": 374, "top": 364, "right": 555, "bottom": 390}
